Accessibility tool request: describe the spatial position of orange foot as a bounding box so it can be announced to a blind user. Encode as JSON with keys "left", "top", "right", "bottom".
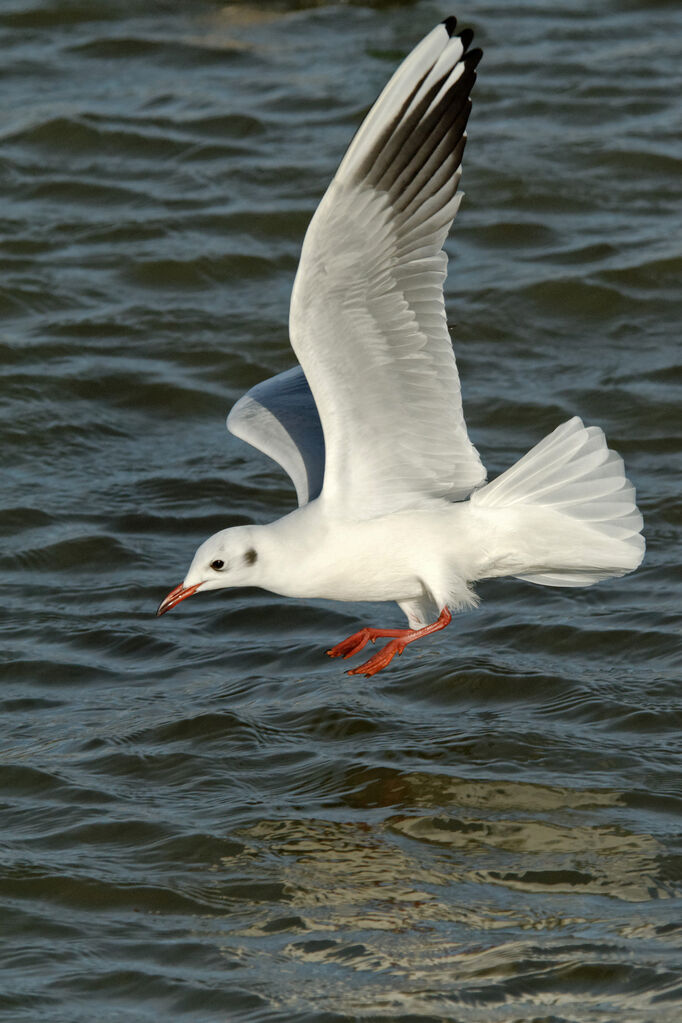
{"left": 327, "top": 607, "right": 452, "bottom": 678}
{"left": 326, "top": 625, "right": 408, "bottom": 660}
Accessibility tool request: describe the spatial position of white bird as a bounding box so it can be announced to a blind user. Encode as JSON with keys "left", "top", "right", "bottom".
{"left": 157, "top": 17, "right": 644, "bottom": 677}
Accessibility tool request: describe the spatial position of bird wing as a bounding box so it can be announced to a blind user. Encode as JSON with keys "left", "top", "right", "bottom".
{"left": 288, "top": 18, "right": 486, "bottom": 519}
{"left": 227, "top": 366, "right": 324, "bottom": 507}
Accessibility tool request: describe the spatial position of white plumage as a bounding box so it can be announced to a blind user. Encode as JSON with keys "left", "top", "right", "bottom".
{"left": 157, "top": 18, "right": 644, "bottom": 677}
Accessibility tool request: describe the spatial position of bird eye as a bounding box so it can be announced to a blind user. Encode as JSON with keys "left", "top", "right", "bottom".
{"left": 210, "top": 559, "right": 225, "bottom": 571}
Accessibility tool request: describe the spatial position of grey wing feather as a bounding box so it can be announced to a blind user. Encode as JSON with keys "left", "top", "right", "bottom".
{"left": 227, "top": 367, "right": 325, "bottom": 507}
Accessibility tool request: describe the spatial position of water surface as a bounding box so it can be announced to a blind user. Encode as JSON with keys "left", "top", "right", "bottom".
{"left": 2, "top": 1, "right": 681, "bottom": 1020}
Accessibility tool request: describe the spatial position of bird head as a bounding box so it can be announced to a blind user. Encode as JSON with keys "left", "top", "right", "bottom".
{"left": 156, "top": 526, "right": 261, "bottom": 615}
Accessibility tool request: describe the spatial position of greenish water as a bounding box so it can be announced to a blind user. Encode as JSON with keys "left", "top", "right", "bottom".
{"left": 1, "top": 1, "right": 681, "bottom": 1020}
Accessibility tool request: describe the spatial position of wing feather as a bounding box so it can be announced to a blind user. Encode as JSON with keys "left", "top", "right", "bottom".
{"left": 287, "top": 19, "right": 486, "bottom": 517}
{"left": 227, "top": 367, "right": 324, "bottom": 506}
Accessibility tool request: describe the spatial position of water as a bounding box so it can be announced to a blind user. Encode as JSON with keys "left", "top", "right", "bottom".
{"left": 2, "top": 1, "right": 681, "bottom": 1020}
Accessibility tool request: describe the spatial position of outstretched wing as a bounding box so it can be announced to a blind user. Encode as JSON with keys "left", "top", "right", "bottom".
{"left": 227, "top": 367, "right": 324, "bottom": 507}
{"left": 289, "top": 18, "right": 486, "bottom": 519}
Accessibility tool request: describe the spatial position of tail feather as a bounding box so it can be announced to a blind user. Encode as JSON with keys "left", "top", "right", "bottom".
{"left": 471, "top": 417, "right": 644, "bottom": 588}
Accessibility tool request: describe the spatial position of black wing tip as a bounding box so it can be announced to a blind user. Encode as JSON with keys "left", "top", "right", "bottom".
{"left": 459, "top": 27, "right": 474, "bottom": 52}
{"left": 442, "top": 18, "right": 478, "bottom": 59}
{"left": 464, "top": 46, "right": 483, "bottom": 70}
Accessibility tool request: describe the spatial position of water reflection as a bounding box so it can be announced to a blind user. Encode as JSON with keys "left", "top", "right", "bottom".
{"left": 390, "top": 814, "right": 662, "bottom": 903}
{"left": 236, "top": 774, "right": 665, "bottom": 942}
{"left": 342, "top": 766, "right": 625, "bottom": 813}
{"left": 223, "top": 779, "right": 676, "bottom": 1017}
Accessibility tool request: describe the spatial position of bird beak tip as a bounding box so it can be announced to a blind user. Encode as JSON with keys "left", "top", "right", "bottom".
{"left": 156, "top": 581, "right": 201, "bottom": 616}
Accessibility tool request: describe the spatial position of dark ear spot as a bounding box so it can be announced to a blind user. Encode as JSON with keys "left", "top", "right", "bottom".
{"left": 244, "top": 548, "right": 257, "bottom": 566}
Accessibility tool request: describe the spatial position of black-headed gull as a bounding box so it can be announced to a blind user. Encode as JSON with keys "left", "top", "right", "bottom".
{"left": 158, "top": 18, "right": 644, "bottom": 677}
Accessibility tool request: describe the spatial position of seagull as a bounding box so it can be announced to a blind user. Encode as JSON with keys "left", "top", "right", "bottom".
{"left": 157, "top": 17, "right": 644, "bottom": 677}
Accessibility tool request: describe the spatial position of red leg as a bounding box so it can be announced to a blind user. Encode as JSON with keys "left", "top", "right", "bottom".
{"left": 326, "top": 624, "right": 416, "bottom": 660}
{"left": 328, "top": 607, "right": 452, "bottom": 678}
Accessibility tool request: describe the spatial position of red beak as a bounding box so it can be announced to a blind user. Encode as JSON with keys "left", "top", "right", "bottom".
{"left": 156, "top": 581, "right": 203, "bottom": 616}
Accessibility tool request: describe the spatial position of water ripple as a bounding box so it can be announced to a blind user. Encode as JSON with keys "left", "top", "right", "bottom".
{"left": 1, "top": 1, "right": 680, "bottom": 1021}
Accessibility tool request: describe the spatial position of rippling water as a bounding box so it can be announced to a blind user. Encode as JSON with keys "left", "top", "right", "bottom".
{"left": 2, "top": 1, "right": 681, "bottom": 1020}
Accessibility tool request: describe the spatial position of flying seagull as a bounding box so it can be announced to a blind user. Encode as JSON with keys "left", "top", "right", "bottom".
{"left": 157, "top": 17, "right": 644, "bottom": 677}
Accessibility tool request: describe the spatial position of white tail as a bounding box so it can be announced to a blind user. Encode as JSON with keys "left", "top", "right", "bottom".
{"left": 471, "top": 417, "right": 644, "bottom": 587}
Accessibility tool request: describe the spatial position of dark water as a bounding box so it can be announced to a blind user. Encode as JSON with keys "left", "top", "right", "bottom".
{"left": 2, "top": 0, "right": 681, "bottom": 1019}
